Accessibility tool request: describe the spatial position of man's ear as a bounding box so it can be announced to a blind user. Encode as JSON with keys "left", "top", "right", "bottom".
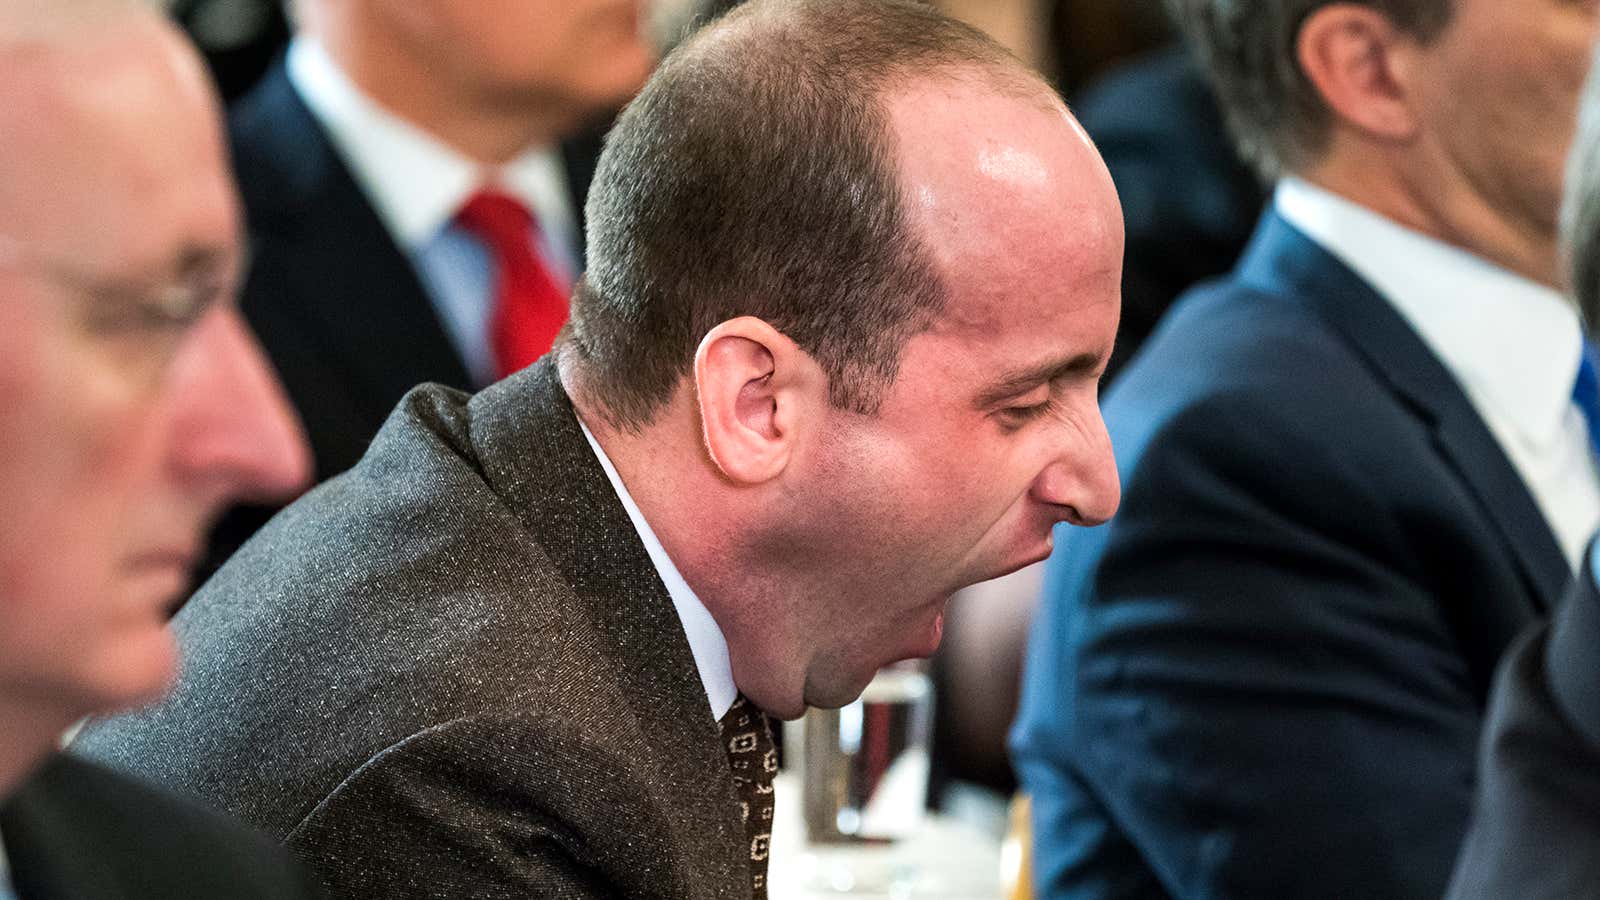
{"left": 693, "top": 316, "right": 822, "bottom": 485}
{"left": 1297, "top": 3, "right": 1424, "bottom": 144}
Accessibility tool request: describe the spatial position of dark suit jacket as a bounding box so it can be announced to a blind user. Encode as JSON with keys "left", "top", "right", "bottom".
{"left": 1446, "top": 545, "right": 1600, "bottom": 899}
{"left": 204, "top": 61, "right": 604, "bottom": 580}
{"left": 2, "top": 753, "right": 319, "bottom": 899}
{"left": 75, "top": 359, "right": 753, "bottom": 898}
{"left": 1010, "top": 212, "right": 1571, "bottom": 899}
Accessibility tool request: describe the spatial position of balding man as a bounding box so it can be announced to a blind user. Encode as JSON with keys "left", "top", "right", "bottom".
{"left": 0, "top": 2, "right": 313, "bottom": 897}
{"left": 76, "top": 1, "right": 1123, "bottom": 896}
{"left": 1013, "top": 0, "right": 1599, "bottom": 897}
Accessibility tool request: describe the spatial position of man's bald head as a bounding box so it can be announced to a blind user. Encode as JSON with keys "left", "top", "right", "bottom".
{"left": 0, "top": 0, "right": 230, "bottom": 280}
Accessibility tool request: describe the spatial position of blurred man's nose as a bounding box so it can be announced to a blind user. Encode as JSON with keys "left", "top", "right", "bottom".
{"left": 1032, "top": 410, "right": 1120, "bottom": 527}
{"left": 167, "top": 307, "right": 312, "bottom": 503}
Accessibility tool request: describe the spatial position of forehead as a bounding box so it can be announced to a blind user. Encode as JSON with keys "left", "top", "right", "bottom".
{"left": 883, "top": 72, "right": 1124, "bottom": 341}
{"left": 0, "top": 21, "right": 235, "bottom": 276}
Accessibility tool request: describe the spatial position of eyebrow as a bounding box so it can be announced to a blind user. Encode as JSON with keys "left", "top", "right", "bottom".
{"left": 105, "top": 242, "right": 242, "bottom": 296}
{"left": 972, "top": 351, "right": 1105, "bottom": 409}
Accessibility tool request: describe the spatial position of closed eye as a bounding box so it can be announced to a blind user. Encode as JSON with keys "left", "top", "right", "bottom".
{"left": 996, "top": 397, "right": 1058, "bottom": 430}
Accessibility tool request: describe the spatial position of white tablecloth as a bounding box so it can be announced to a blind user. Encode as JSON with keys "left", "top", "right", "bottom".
{"left": 768, "top": 773, "right": 1003, "bottom": 899}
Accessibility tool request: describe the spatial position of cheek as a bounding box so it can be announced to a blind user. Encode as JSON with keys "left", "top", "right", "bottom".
{"left": 1445, "top": 16, "right": 1594, "bottom": 163}
{"left": 0, "top": 347, "right": 170, "bottom": 596}
{"left": 0, "top": 368, "right": 179, "bottom": 710}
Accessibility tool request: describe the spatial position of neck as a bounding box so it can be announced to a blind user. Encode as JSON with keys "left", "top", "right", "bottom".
{"left": 1300, "top": 143, "right": 1560, "bottom": 288}
{"left": 557, "top": 359, "right": 810, "bottom": 714}
{"left": 307, "top": 26, "right": 569, "bottom": 165}
{"left": 0, "top": 694, "right": 75, "bottom": 801}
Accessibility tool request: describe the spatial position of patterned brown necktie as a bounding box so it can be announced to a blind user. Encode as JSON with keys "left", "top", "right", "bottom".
{"left": 720, "top": 693, "right": 777, "bottom": 899}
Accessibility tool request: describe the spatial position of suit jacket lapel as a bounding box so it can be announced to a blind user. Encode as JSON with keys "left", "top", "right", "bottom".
{"left": 229, "top": 62, "right": 473, "bottom": 405}
{"left": 1237, "top": 212, "right": 1570, "bottom": 611}
{"left": 466, "top": 358, "right": 751, "bottom": 891}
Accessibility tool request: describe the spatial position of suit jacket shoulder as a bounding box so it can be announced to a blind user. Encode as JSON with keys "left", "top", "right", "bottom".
{"left": 2, "top": 754, "right": 319, "bottom": 899}
{"left": 76, "top": 360, "right": 750, "bottom": 899}
{"left": 1012, "top": 212, "right": 1566, "bottom": 900}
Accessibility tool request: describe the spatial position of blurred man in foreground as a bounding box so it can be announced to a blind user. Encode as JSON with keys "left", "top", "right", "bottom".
{"left": 1013, "top": 0, "right": 1599, "bottom": 896}
{"left": 76, "top": 0, "right": 1123, "bottom": 895}
{"left": 1447, "top": 44, "right": 1600, "bottom": 899}
{"left": 0, "top": 1, "right": 312, "bottom": 896}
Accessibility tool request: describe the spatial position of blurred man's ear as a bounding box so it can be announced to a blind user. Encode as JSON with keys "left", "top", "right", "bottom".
{"left": 693, "top": 316, "right": 822, "bottom": 485}
{"left": 1297, "top": 3, "right": 1424, "bottom": 144}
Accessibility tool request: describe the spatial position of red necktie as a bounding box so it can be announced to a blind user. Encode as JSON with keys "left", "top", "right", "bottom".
{"left": 455, "top": 190, "right": 569, "bottom": 380}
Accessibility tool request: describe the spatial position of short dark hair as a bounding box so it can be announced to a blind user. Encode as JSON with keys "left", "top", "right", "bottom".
{"left": 565, "top": 0, "right": 1043, "bottom": 431}
{"left": 1565, "top": 44, "right": 1600, "bottom": 336}
{"left": 1166, "top": 0, "right": 1453, "bottom": 178}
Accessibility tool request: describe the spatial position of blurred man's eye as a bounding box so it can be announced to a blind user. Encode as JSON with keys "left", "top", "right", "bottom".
{"left": 80, "top": 267, "right": 229, "bottom": 337}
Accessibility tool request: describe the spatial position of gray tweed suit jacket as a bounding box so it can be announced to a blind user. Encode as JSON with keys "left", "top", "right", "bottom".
{"left": 73, "top": 358, "right": 753, "bottom": 899}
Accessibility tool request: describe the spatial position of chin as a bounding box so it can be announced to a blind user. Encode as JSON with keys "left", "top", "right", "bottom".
{"left": 81, "top": 625, "right": 181, "bottom": 716}
{"left": 801, "top": 666, "right": 880, "bottom": 713}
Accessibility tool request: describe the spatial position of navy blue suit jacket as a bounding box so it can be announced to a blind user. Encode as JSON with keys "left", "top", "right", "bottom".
{"left": 1447, "top": 544, "right": 1600, "bottom": 899}
{"left": 1011, "top": 212, "right": 1571, "bottom": 899}
{"left": 202, "top": 61, "right": 603, "bottom": 580}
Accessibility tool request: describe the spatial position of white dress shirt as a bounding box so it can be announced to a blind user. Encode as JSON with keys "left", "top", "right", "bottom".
{"left": 577, "top": 418, "right": 738, "bottom": 722}
{"left": 286, "top": 38, "right": 580, "bottom": 387}
{"left": 1277, "top": 177, "right": 1600, "bottom": 569}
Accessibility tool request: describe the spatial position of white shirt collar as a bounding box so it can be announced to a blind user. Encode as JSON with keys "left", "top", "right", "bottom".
{"left": 284, "top": 37, "right": 577, "bottom": 253}
{"left": 576, "top": 416, "right": 737, "bottom": 721}
{"left": 1276, "top": 177, "right": 1583, "bottom": 450}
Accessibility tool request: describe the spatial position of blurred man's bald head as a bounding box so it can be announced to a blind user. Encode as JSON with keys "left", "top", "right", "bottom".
{"left": 0, "top": 0, "right": 160, "bottom": 42}
{"left": 0, "top": 0, "right": 231, "bottom": 276}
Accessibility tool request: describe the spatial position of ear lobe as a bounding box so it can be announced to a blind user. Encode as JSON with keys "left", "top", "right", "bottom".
{"left": 694, "top": 317, "right": 813, "bottom": 485}
{"left": 1297, "top": 4, "right": 1421, "bottom": 144}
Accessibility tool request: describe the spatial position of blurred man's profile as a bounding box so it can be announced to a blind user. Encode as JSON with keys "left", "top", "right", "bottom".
{"left": 0, "top": 1, "right": 313, "bottom": 896}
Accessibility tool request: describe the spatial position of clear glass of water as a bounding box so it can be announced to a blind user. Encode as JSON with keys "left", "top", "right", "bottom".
{"left": 801, "top": 662, "right": 934, "bottom": 844}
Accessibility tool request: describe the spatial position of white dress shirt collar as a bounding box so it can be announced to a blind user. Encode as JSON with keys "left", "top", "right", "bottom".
{"left": 576, "top": 417, "right": 738, "bottom": 722}
{"left": 1277, "top": 176, "right": 1600, "bottom": 568}
{"left": 1276, "top": 176, "right": 1582, "bottom": 450}
{"left": 284, "top": 37, "right": 577, "bottom": 253}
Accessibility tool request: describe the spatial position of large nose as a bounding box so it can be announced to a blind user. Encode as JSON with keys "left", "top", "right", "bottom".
{"left": 1031, "top": 407, "right": 1120, "bottom": 527}
{"left": 166, "top": 306, "right": 312, "bottom": 504}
